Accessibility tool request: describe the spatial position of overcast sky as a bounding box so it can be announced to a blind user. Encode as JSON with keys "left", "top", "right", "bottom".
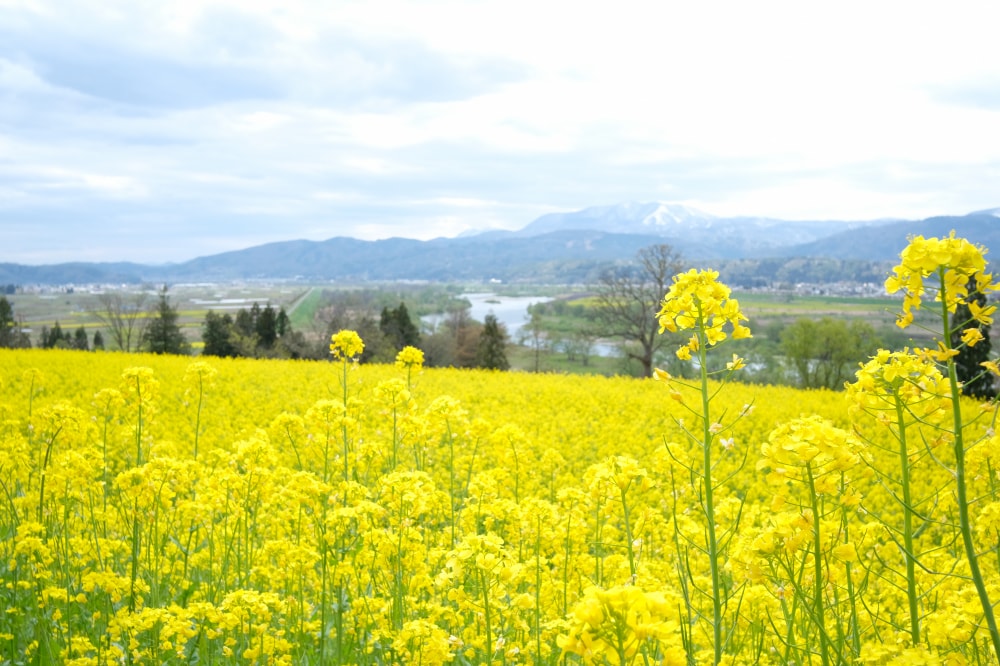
{"left": 2, "top": 1, "right": 999, "bottom": 264}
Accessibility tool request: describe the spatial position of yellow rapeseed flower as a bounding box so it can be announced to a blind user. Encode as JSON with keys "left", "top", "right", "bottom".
{"left": 885, "top": 232, "right": 997, "bottom": 328}
{"left": 657, "top": 269, "right": 750, "bottom": 361}
{"left": 329, "top": 329, "right": 365, "bottom": 360}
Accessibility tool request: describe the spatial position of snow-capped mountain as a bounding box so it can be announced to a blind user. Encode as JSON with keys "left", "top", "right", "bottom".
{"left": 499, "top": 201, "right": 884, "bottom": 257}
{"left": 515, "top": 202, "right": 716, "bottom": 236}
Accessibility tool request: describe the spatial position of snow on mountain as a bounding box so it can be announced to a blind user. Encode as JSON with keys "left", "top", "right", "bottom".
{"left": 509, "top": 201, "right": 881, "bottom": 256}
{"left": 516, "top": 201, "right": 715, "bottom": 236}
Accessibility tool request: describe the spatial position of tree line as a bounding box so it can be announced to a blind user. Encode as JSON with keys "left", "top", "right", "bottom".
{"left": 0, "top": 287, "right": 510, "bottom": 371}
{"left": 8, "top": 242, "right": 986, "bottom": 394}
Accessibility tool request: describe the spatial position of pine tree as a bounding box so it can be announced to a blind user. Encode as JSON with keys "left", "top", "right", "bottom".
{"left": 379, "top": 302, "right": 421, "bottom": 352}
{"left": 73, "top": 326, "right": 89, "bottom": 351}
{"left": 256, "top": 304, "right": 279, "bottom": 350}
{"left": 951, "top": 277, "right": 996, "bottom": 399}
{"left": 146, "top": 287, "right": 190, "bottom": 355}
{"left": 93, "top": 331, "right": 105, "bottom": 351}
{"left": 202, "top": 311, "right": 237, "bottom": 357}
{"left": 41, "top": 322, "right": 68, "bottom": 349}
{"left": 0, "top": 297, "right": 15, "bottom": 348}
{"left": 475, "top": 314, "right": 509, "bottom": 370}
{"left": 276, "top": 307, "right": 290, "bottom": 337}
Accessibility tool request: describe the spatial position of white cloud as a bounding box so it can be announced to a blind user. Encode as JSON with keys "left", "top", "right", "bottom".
{"left": 1, "top": 0, "right": 1000, "bottom": 262}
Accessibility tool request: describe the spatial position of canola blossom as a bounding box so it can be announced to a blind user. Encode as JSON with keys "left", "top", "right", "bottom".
{"left": 656, "top": 268, "right": 750, "bottom": 360}
{"left": 1, "top": 233, "right": 1000, "bottom": 665}
{"left": 884, "top": 231, "right": 997, "bottom": 328}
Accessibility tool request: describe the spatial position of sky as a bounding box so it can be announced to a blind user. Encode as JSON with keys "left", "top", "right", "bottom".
{"left": 2, "top": 0, "right": 999, "bottom": 265}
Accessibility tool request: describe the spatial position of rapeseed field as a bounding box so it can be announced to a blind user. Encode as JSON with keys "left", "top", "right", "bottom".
{"left": 2, "top": 233, "right": 999, "bottom": 665}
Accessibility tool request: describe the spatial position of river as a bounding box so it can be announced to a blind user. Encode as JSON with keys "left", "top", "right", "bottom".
{"left": 423, "top": 292, "right": 552, "bottom": 338}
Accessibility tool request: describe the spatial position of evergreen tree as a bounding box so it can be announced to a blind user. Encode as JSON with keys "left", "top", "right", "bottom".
{"left": 256, "top": 304, "right": 279, "bottom": 350}
{"left": 234, "top": 308, "right": 256, "bottom": 338}
{"left": 951, "top": 277, "right": 996, "bottom": 399}
{"left": 475, "top": 314, "right": 509, "bottom": 370}
{"left": 41, "top": 321, "right": 68, "bottom": 349}
{"left": 73, "top": 326, "right": 89, "bottom": 351}
{"left": 146, "top": 287, "right": 190, "bottom": 355}
{"left": 379, "top": 302, "right": 421, "bottom": 352}
{"left": 0, "top": 297, "right": 15, "bottom": 348}
{"left": 202, "top": 311, "right": 237, "bottom": 357}
{"left": 93, "top": 330, "right": 105, "bottom": 351}
{"left": 395, "top": 302, "right": 421, "bottom": 347}
{"left": 276, "top": 307, "right": 290, "bottom": 337}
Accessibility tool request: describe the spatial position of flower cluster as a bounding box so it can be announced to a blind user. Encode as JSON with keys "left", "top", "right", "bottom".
{"left": 884, "top": 231, "right": 997, "bottom": 328}
{"left": 329, "top": 329, "right": 365, "bottom": 360}
{"left": 757, "top": 415, "right": 864, "bottom": 489}
{"left": 559, "top": 584, "right": 684, "bottom": 665}
{"left": 656, "top": 269, "right": 750, "bottom": 360}
{"left": 846, "top": 348, "right": 952, "bottom": 424}
{"left": 394, "top": 345, "right": 425, "bottom": 370}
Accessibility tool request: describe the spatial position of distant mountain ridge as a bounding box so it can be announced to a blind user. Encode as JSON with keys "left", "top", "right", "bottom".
{"left": 487, "top": 201, "right": 890, "bottom": 253}
{"left": 2, "top": 203, "right": 998, "bottom": 284}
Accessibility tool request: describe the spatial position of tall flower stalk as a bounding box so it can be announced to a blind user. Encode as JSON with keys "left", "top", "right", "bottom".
{"left": 655, "top": 269, "right": 751, "bottom": 664}
{"left": 330, "top": 330, "right": 364, "bottom": 483}
{"left": 884, "top": 232, "right": 1000, "bottom": 658}
{"left": 846, "top": 348, "right": 951, "bottom": 644}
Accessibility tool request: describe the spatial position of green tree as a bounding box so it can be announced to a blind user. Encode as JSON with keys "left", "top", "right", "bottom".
{"left": 41, "top": 321, "right": 69, "bottom": 349}
{"left": 475, "top": 313, "right": 509, "bottom": 370}
{"left": 781, "top": 317, "right": 881, "bottom": 390}
{"left": 379, "top": 302, "right": 421, "bottom": 352}
{"left": 276, "top": 307, "right": 290, "bottom": 337}
{"left": 0, "top": 297, "right": 16, "bottom": 348}
{"left": 146, "top": 287, "right": 190, "bottom": 355}
{"left": 72, "top": 326, "right": 89, "bottom": 351}
{"left": 950, "top": 277, "right": 996, "bottom": 399}
{"left": 92, "top": 330, "right": 105, "bottom": 351}
{"left": 594, "top": 244, "right": 686, "bottom": 377}
{"left": 202, "top": 311, "right": 237, "bottom": 357}
{"left": 256, "top": 304, "right": 279, "bottom": 350}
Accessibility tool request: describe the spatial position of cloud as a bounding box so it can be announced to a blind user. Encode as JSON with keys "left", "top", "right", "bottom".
{"left": 1, "top": 0, "right": 1000, "bottom": 264}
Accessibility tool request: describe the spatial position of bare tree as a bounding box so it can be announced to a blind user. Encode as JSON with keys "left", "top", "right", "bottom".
{"left": 593, "top": 244, "right": 686, "bottom": 377}
{"left": 93, "top": 291, "right": 152, "bottom": 352}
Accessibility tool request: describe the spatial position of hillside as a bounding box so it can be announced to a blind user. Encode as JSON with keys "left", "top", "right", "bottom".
{"left": 2, "top": 204, "right": 997, "bottom": 284}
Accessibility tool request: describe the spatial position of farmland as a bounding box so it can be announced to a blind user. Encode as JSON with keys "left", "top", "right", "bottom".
{"left": 2, "top": 234, "right": 998, "bottom": 664}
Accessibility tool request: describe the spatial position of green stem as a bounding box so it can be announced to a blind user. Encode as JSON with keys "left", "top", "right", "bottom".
{"left": 806, "top": 464, "right": 830, "bottom": 666}
{"left": 481, "top": 568, "right": 493, "bottom": 666}
{"left": 36, "top": 427, "right": 61, "bottom": 525}
{"left": 938, "top": 275, "right": 1000, "bottom": 658}
{"left": 620, "top": 485, "right": 636, "bottom": 581}
{"left": 696, "top": 313, "right": 723, "bottom": 665}
{"left": 893, "top": 395, "right": 920, "bottom": 645}
{"left": 342, "top": 358, "right": 350, "bottom": 483}
{"left": 193, "top": 377, "right": 204, "bottom": 460}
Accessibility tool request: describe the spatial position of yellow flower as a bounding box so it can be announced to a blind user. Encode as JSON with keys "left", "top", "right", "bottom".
{"left": 969, "top": 299, "right": 997, "bottom": 325}
{"left": 832, "top": 542, "right": 858, "bottom": 563}
{"left": 657, "top": 268, "right": 750, "bottom": 360}
{"left": 329, "top": 329, "right": 365, "bottom": 359}
{"left": 960, "top": 327, "right": 984, "bottom": 347}
{"left": 395, "top": 345, "right": 425, "bottom": 369}
{"left": 885, "top": 231, "right": 997, "bottom": 328}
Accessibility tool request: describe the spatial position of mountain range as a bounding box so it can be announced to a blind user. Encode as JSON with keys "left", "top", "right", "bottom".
{"left": 2, "top": 203, "right": 999, "bottom": 285}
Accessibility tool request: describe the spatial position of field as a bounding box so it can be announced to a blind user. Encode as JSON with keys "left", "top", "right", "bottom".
{"left": 3, "top": 234, "right": 999, "bottom": 665}
{"left": 6, "top": 283, "right": 315, "bottom": 348}
{"left": 1, "top": 336, "right": 997, "bottom": 664}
